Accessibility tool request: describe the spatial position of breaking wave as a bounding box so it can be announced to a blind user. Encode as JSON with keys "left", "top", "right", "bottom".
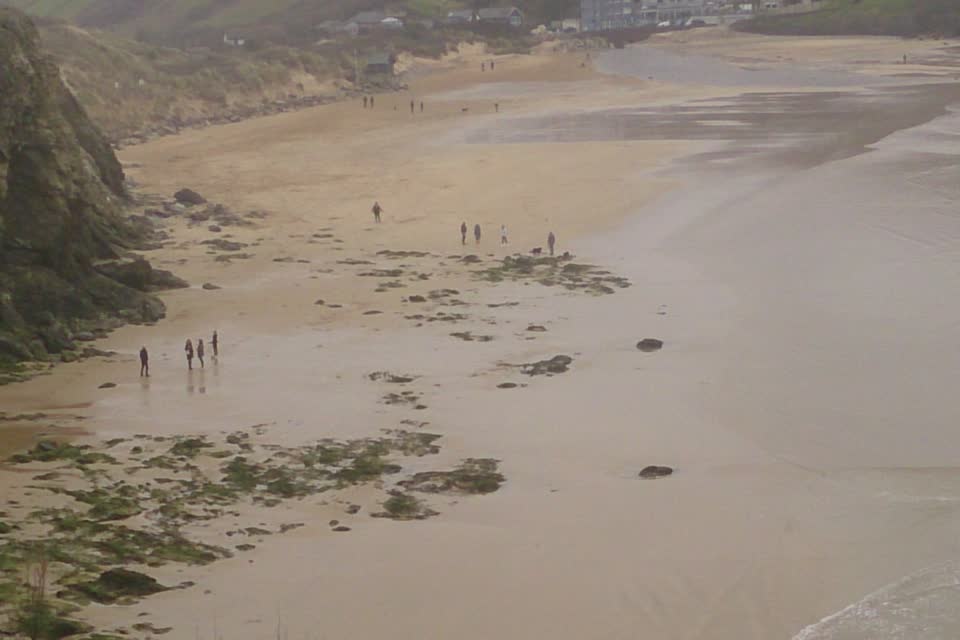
{"left": 793, "top": 561, "right": 960, "bottom": 640}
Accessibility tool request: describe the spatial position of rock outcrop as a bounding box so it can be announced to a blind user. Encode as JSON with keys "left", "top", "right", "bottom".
{"left": 0, "top": 9, "right": 167, "bottom": 365}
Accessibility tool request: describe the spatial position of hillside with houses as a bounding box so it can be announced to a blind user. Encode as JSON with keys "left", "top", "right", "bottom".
{"left": 0, "top": 0, "right": 593, "bottom": 144}
{"left": 0, "top": 0, "right": 579, "bottom": 46}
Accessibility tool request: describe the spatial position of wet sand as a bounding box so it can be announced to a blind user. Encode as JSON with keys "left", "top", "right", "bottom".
{"left": 3, "top": 29, "right": 960, "bottom": 639}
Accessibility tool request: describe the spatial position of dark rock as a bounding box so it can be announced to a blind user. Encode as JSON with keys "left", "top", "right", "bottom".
{"left": 333, "top": 526, "right": 351, "bottom": 532}
{"left": 329, "top": 520, "right": 339, "bottom": 527}
{"left": 408, "top": 295, "right": 427, "bottom": 303}
{"left": 399, "top": 459, "right": 504, "bottom": 495}
{"left": 150, "top": 269, "right": 190, "bottom": 290}
{"left": 145, "top": 208, "right": 173, "bottom": 218}
{"left": 201, "top": 239, "right": 248, "bottom": 252}
{"left": 208, "top": 225, "right": 222, "bottom": 232}
{"left": 173, "top": 188, "right": 206, "bottom": 206}
{"left": 345, "top": 504, "right": 361, "bottom": 514}
{"left": 36, "top": 440, "right": 58, "bottom": 452}
{"left": 314, "top": 299, "right": 325, "bottom": 305}
{"left": 74, "top": 332, "right": 96, "bottom": 342}
{"left": 202, "top": 283, "right": 221, "bottom": 291}
{"left": 521, "top": 355, "right": 573, "bottom": 376}
{"left": 497, "top": 382, "right": 518, "bottom": 389}
{"left": 69, "top": 568, "right": 169, "bottom": 604}
{"left": 637, "top": 339, "right": 664, "bottom": 352}
{"left": 639, "top": 465, "right": 673, "bottom": 479}
{"left": 98, "top": 382, "right": 117, "bottom": 389}
{"left": 187, "top": 210, "right": 211, "bottom": 223}
{"left": 94, "top": 257, "right": 153, "bottom": 291}
{"left": 526, "top": 325, "right": 547, "bottom": 332}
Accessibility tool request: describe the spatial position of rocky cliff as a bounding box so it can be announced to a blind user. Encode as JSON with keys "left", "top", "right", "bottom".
{"left": 0, "top": 8, "right": 171, "bottom": 370}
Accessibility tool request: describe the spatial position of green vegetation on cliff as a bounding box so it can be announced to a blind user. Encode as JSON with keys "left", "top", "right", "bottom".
{"left": 0, "top": 9, "right": 172, "bottom": 371}
{"left": 2, "top": 0, "right": 580, "bottom": 42}
{"left": 737, "top": 0, "right": 960, "bottom": 37}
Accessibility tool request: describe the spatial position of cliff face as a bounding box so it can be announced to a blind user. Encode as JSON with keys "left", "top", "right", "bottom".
{"left": 0, "top": 8, "right": 164, "bottom": 366}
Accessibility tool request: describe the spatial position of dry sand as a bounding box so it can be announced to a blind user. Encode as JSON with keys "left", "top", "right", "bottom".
{"left": 3, "top": 29, "right": 960, "bottom": 639}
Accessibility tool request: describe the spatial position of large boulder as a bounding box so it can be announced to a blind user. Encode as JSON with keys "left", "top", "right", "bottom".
{"left": 95, "top": 257, "right": 153, "bottom": 291}
{"left": 639, "top": 465, "right": 673, "bottom": 479}
{"left": 174, "top": 188, "right": 207, "bottom": 206}
{"left": 636, "top": 338, "right": 664, "bottom": 353}
{"left": 94, "top": 257, "right": 189, "bottom": 292}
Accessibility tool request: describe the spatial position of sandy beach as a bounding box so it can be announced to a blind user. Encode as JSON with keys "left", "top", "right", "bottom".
{"left": 3, "top": 28, "right": 960, "bottom": 639}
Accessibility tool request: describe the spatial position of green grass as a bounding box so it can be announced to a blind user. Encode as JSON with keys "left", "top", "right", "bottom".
{"left": 738, "top": 0, "right": 960, "bottom": 37}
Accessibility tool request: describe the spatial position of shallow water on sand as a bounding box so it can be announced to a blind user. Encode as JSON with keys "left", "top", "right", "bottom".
{"left": 465, "top": 83, "right": 960, "bottom": 170}
{"left": 597, "top": 45, "right": 901, "bottom": 88}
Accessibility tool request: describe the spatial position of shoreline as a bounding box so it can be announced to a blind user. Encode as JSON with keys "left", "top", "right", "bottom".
{"left": 3, "top": 28, "right": 960, "bottom": 639}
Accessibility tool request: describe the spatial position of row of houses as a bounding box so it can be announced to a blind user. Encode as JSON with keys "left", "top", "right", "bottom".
{"left": 445, "top": 7, "right": 525, "bottom": 26}
{"left": 311, "top": 6, "right": 524, "bottom": 37}
{"left": 580, "top": 0, "right": 755, "bottom": 31}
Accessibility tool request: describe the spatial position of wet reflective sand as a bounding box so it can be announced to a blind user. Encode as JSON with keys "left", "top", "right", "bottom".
{"left": 2, "top": 31, "right": 960, "bottom": 640}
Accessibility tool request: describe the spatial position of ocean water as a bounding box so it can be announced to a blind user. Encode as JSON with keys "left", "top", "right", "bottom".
{"left": 793, "top": 561, "right": 960, "bottom": 640}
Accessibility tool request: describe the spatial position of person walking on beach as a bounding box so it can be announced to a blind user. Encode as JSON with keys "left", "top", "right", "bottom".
{"left": 410, "top": 99, "right": 415, "bottom": 114}
{"left": 494, "top": 102, "right": 499, "bottom": 113}
{"left": 547, "top": 231, "right": 556, "bottom": 256}
{"left": 212, "top": 330, "right": 219, "bottom": 357}
{"left": 461, "top": 221, "right": 468, "bottom": 245}
{"left": 363, "top": 96, "right": 368, "bottom": 108}
{"left": 197, "top": 339, "right": 205, "bottom": 369}
{"left": 500, "top": 224, "right": 508, "bottom": 245}
{"left": 490, "top": 60, "right": 495, "bottom": 71}
{"left": 185, "top": 339, "right": 194, "bottom": 370}
{"left": 420, "top": 101, "right": 424, "bottom": 112}
{"left": 481, "top": 62, "right": 486, "bottom": 72}
{"left": 370, "top": 95, "right": 375, "bottom": 108}
{"left": 474, "top": 223, "right": 482, "bottom": 245}
{"left": 139, "top": 346, "right": 149, "bottom": 377}
{"left": 372, "top": 201, "right": 383, "bottom": 224}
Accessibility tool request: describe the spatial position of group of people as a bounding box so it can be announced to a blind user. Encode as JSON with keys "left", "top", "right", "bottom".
{"left": 136, "top": 330, "right": 220, "bottom": 377}
{"left": 480, "top": 60, "right": 496, "bottom": 72}
{"left": 372, "top": 204, "right": 557, "bottom": 253}
{"left": 184, "top": 331, "right": 218, "bottom": 370}
{"left": 459, "top": 221, "right": 496, "bottom": 244}
{"left": 458, "top": 220, "right": 557, "bottom": 254}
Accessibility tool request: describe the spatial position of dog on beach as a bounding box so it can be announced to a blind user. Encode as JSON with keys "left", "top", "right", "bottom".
{"left": 531, "top": 247, "right": 542, "bottom": 255}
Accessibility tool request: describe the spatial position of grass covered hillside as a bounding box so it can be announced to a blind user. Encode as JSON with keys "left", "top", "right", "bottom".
{"left": 1, "top": 0, "right": 580, "bottom": 45}
{"left": 738, "top": 0, "right": 960, "bottom": 37}
{"left": 33, "top": 18, "right": 351, "bottom": 140}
